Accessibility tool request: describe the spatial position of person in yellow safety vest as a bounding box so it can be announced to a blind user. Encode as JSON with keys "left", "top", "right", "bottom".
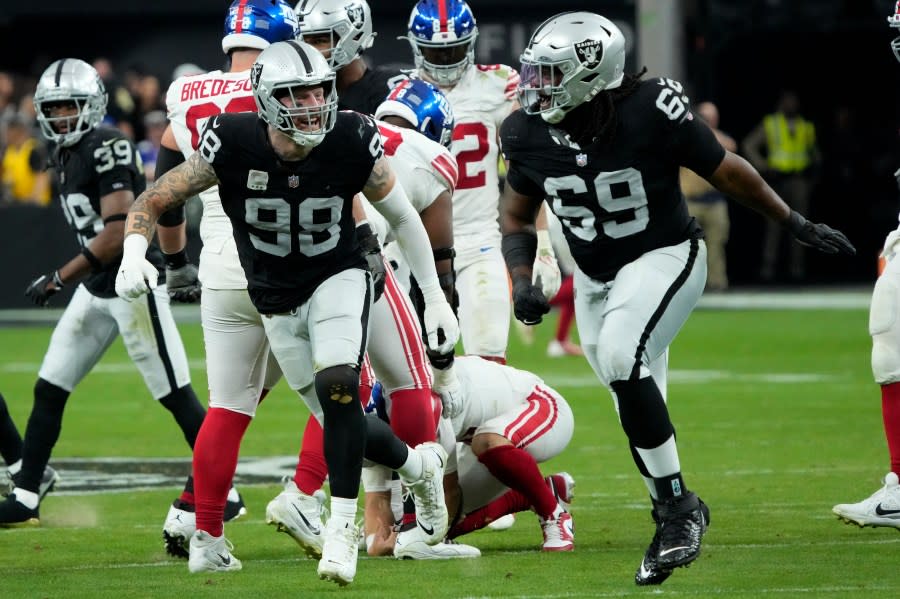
{"left": 742, "top": 90, "right": 821, "bottom": 282}
{"left": 1, "top": 113, "right": 52, "bottom": 206}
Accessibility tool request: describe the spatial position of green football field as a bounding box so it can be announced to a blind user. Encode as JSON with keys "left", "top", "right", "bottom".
{"left": 1, "top": 303, "right": 898, "bottom": 598}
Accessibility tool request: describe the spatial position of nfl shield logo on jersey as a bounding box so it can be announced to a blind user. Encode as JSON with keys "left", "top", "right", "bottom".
{"left": 576, "top": 153, "right": 588, "bottom": 167}
{"left": 288, "top": 175, "right": 299, "bottom": 188}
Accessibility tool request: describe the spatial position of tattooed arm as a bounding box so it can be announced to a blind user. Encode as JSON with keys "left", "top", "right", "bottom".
{"left": 125, "top": 152, "right": 219, "bottom": 242}
{"left": 115, "top": 153, "right": 218, "bottom": 301}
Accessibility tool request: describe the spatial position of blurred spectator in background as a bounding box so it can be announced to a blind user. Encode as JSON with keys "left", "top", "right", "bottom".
{"left": 680, "top": 101, "right": 736, "bottom": 292}
{"left": 91, "top": 57, "right": 136, "bottom": 139}
{"left": 0, "top": 72, "right": 16, "bottom": 124}
{"left": 131, "top": 74, "right": 166, "bottom": 143}
{"left": 1, "top": 113, "right": 51, "bottom": 206}
{"left": 137, "top": 110, "right": 167, "bottom": 183}
{"left": 743, "top": 90, "right": 821, "bottom": 283}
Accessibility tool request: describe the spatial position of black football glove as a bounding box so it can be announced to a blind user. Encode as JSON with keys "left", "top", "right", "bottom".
{"left": 785, "top": 210, "right": 856, "bottom": 255}
{"left": 357, "top": 223, "right": 385, "bottom": 303}
{"left": 512, "top": 275, "right": 551, "bottom": 325}
{"left": 25, "top": 271, "right": 63, "bottom": 307}
{"left": 166, "top": 263, "right": 201, "bottom": 303}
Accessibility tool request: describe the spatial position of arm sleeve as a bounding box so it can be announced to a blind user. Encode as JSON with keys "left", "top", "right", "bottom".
{"left": 369, "top": 181, "right": 442, "bottom": 301}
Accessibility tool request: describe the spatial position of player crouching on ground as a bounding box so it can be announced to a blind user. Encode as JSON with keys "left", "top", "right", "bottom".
{"left": 362, "top": 355, "right": 576, "bottom": 558}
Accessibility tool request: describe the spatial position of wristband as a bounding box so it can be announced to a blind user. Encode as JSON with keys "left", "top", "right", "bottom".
{"left": 163, "top": 248, "right": 189, "bottom": 269}
{"left": 81, "top": 247, "right": 103, "bottom": 272}
{"left": 52, "top": 270, "right": 65, "bottom": 288}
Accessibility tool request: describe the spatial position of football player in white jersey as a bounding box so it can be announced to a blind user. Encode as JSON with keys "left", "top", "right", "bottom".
{"left": 362, "top": 355, "right": 575, "bottom": 558}
{"left": 266, "top": 77, "right": 464, "bottom": 557}
{"left": 151, "top": 0, "right": 301, "bottom": 558}
{"left": 833, "top": 2, "right": 900, "bottom": 530}
{"left": 405, "top": 0, "right": 553, "bottom": 364}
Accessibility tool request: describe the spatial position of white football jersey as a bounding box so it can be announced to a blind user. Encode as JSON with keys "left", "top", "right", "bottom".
{"left": 363, "top": 120, "right": 458, "bottom": 244}
{"left": 412, "top": 65, "right": 518, "bottom": 248}
{"left": 165, "top": 70, "right": 258, "bottom": 289}
{"left": 450, "top": 355, "right": 546, "bottom": 439}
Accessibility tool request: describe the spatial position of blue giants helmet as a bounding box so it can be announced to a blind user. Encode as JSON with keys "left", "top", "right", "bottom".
{"left": 222, "top": 0, "right": 300, "bottom": 54}
{"left": 375, "top": 79, "right": 455, "bottom": 147}
{"left": 405, "top": 0, "right": 478, "bottom": 87}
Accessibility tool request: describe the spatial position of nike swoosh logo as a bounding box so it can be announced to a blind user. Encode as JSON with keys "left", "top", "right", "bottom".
{"left": 658, "top": 546, "right": 689, "bottom": 557}
{"left": 417, "top": 519, "right": 434, "bottom": 536}
{"left": 638, "top": 559, "right": 654, "bottom": 579}
{"left": 102, "top": 138, "right": 117, "bottom": 146}
{"left": 293, "top": 505, "right": 321, "bottom": 534}
{"left": 875, "top": 503, "right": 900, "bottom": 516}
{"left": 216, "top": 552, "right": 231, "bottom": 565}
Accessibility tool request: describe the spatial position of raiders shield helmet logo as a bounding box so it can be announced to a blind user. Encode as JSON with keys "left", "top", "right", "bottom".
{"left": 250, "top": 62, "right": 264, "bottom": 90}
{"left": 574, "top": 39, "right": 603, "bottom": 69}
{"left": 346, "top": 3, "right": 365, "bottom": 29}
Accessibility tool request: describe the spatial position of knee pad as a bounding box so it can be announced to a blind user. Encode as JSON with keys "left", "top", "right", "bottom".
{"left": 315, "top": 365, "right": 360, "bottom": 414}
{"left": 870, "top": 275, "right": 900, "bottom": 384}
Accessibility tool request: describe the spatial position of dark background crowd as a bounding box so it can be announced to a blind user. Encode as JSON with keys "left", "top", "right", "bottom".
{"left": 0, "top": 0, "right": 898, "bottom": 308}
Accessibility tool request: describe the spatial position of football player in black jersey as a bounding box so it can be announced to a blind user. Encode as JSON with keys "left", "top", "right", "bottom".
{"left": 116, "top": 40, "right": 458, "bottom": 585}
{"left": 295, "top": 0, "right": 408, "bottom": 115}
{"left": 0, "top": 59, "right": 207, "bottom": 528}
{"left": 499, "top": 12, "right": 856, "bottom": 586}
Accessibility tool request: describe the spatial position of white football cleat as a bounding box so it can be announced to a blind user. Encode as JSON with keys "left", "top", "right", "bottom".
{"left": 834, "top": 472, "right": 900, "bottom": 528}
{"left": 317, "top": 519, "right": 360, "bottom": 586}
{"left": 395, "top": 526, "right": 480, "bottom": 560}
{"left": 188, "top": 530, "right": 242, "bottom": 573}
{"left": 163, "top": 500, "right": 196, "bottom": 558}
{"left": 401, "top": 442, "right": 448, "bottom": 544}
{"left": 540, "top": 506, "right": 574, "bottom": 552}
{"left": 265, "top": 477, "right": 327, "bottom": 558}
{"left": 487, "top": 513, "right": 516, "bottom": 530}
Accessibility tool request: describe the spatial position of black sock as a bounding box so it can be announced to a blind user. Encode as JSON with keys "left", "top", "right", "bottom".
{"left": 159, "top": 385, "right": 206, "bottom": 448}
{"left": 19, "top": 379, "right": 69, "bottom": 493}
{"left": 0, "top": 393, "right": 23, "bottom": 465}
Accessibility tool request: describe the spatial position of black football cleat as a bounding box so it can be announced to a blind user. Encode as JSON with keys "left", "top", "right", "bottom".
{"left": 0, "top": 493, "right": 40, "bottom": 528}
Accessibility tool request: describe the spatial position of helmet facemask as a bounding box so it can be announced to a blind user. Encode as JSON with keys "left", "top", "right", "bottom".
{"left": 517, "top": 60, "right": 573, "bottom": 124}
{"left": 297, "top": 0, "right": 375, "bottom": 69}
{"left": 268, "top": 82, "right": 337, "bottom": 147}
{"left": 410, "top": 33, "right": 477, "bottom": 87}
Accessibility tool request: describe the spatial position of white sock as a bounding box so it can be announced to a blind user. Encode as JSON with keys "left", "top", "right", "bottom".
{"left": 7, "top": 459, "right": 21, "bottom": 475}
{"left": 330, "top": 496, "right": 358, "bottom": 527}
{"left": 390, "top": 478, "right": 403, "bottom": 523}
{"left": 396, "top": 448, "right": 423, "bottom": 482}
{"left": 14, "top": 488, "right": 38, "bottom": 509}
{"left": 635, "top": 435, "right": 681, "bottom": 478}
{"left": 227, "top": 487, "right": 240, "bottom": 502}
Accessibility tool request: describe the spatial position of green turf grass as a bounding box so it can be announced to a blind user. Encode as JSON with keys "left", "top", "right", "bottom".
{"left": 1, "top": 307, "right": 898, "bottom": 597}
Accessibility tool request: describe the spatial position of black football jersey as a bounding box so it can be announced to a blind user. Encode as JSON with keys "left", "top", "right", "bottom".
{"left": 198, "top": 111, "right": 378, "bottom": 313}
{"left": 339, "top": 66, "right": 408, "bottom": 116}
{"left": 52, "top": 125, "right": 162, "bottom": 297}
{"left": 501, "top": 77, "right": 725, "bottom": 282}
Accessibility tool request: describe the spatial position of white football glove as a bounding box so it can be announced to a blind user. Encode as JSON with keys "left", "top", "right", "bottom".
{"left": 115, "top": 235, "right": 158, "bottom": 301}
{"left": 422, "top": 286, "right": 459, "bottom": 355}
{"left": 532, "top": 229, "right": 561, "bottom": 300}
{"left": 432, "top": 361, "right": 463, "bottom": 419}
